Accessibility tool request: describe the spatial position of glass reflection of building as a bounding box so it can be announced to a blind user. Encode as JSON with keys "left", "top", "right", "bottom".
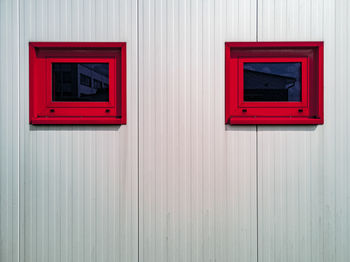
{"left": 52, "top": 63, "right": 109, "bottom": 102}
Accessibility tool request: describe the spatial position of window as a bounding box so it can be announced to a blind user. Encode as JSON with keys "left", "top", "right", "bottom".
{"left": 243, "top": 62, "right": 301, "bottom": 102}
{"left": 225, "top": 42, "right": 323, "bottom": 125}
{"left": 80, "top": 73, "right": 92, "bottom": 87}
{"left": 29, "top": 42, "right": 126, "bottom": 124}
{"left": 93, "top": 79, "right": 103, "bottom": 90}
{"left": 52, "top": 63, "right": 109, "bottom": 102}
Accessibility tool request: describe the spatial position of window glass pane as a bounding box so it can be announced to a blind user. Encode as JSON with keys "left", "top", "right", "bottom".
{"left": 243, "top": 62, "right": 301, "bottom": 102}
{"left": 52, "top": 63, "right": 109, "bottom": 102}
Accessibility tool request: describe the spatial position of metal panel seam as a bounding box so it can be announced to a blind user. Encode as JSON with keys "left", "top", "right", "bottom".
{"left": 17, "top": 0, "right": 20, "bottom": 261}
{"left": 137, "top": 0, "right": 140, "bottom": 261}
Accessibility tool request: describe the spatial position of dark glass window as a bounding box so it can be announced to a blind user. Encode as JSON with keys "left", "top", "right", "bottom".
{"left": 243, "top": 62, "right": 301, "bottom": 102}
{"left": 94, "top": 79, "right": 102, "bottom": 89}
{"left": 80, "top": 73, "right": 91, "bottom": 87}
{"left": 52, "top": 63, "right": 109, "bottom": 102}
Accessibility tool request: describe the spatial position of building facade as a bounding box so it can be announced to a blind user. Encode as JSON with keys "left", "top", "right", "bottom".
{"left": 0, "top": 0, "right": 349, "bottom": 261}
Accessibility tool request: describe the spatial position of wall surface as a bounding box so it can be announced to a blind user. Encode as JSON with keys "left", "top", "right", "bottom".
{"left": 0, "top": 0, "right": 19, "bottom": 261}
{"left": 258, "top": 1, "right": 350, "bottom": 261}
{"left": 0, "top": 0, "right": 349, "bottom": 262}
{"left": 139, "top": 0, "right": 257, "bottom": 261}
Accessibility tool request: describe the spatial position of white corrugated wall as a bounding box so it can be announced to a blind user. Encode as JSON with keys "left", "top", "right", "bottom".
{"left": 0, "top": 0, "right": 19, "bottom": 261}
{"left": 0, "top": 0, "right": 349, "bottom": 262}
{"left": 139, "top": 0, "right": 257, "bottom": 261}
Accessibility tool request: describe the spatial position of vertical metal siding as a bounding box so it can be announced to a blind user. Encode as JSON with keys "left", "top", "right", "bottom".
{"left": 1, "top": 1, "right": 350, "bottom": 262}
{"left": 258, "top": 0, "right": 350, "bottom": 261}
{"left": 138, "top": 0, "right": 257, "bottom": 261}
{"left": 17, "top": 1, "right": 138, "bottom": 262}
{"left": 0, "top": 1, "right": 19, "bottom": 262}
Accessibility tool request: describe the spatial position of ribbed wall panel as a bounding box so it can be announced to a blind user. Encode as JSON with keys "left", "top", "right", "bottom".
{"left": 258, "top": 0, "right": 350, "bottom": 261}
{"left": 1, "top": 1, "right": 350, "bottom": 262}
{"left": 138, "top": 0, "right": 257, "bottom": 261}
{"left": 18, "top": 1, "right": 138, "bottom": 262}
{"left": 0, "top": 1, "right": 19, "bottom": 262}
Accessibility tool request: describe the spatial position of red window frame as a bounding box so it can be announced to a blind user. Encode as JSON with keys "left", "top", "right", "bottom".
{"left": 225, "top": 42, "right": 324, "bottom": 125}
{"left": 29, "top": 42, "right": 126, "bottom": 124}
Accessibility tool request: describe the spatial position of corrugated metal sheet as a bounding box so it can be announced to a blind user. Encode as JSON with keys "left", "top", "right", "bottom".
{"left": 0, "top": 0, "right": 19, "bottom": 262}
{"left": 138, "top": 0, "right": 257, "bottom": 261}
{"left": 0, "top": 0, "right": 350, "bottom": 262}
{"left": 257, "top": 0, "right": 350, "bottom": 261}
{"left": 17, "top": 0, "right": 138, "bottom": 262}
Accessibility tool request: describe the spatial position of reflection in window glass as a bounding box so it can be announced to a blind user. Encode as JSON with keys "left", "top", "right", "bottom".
{"left": 52, "top": 63, "right": 109, "bottom": 102}
{"left": 94, "top": 79, "right": 102, "bottom": 89}
{"left": 80, "top": 73, "right": 91, "bottom": 87}
{"left": 243, "top": 62, "right": 301, "bottom": 102}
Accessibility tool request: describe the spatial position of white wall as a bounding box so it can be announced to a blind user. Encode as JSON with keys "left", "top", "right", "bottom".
{"left": 139, "top": 0, "right": 257, "bottom": 261}
{"left": 0, "top": 0, "right": 349, "bottom": 262}
{"left": 12, "top": 0, "right": 138, "bottom": 262}
{"left": 257, "top": 1, "right": 350, "bottom": 261}
{"left": 0, "top": 0, "right": 19, "bottom": 262}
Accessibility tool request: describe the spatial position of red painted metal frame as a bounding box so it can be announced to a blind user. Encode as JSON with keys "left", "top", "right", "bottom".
{"left": 29, "top": 42, "right": 127, "bottom": 124}
{"left": 225, "top": 41, "right": 324, "bottom": 125}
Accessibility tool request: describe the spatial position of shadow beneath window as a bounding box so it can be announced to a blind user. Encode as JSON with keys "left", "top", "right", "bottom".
{"left": 29, "top": 125, "right": 121, "bottom": 132}
{"left": 256, "top": 125, "right": 318, "bottom": 132}
{"left": 225, "top": 124, "right": 318, "bottom": 132}
{"left": 225, "top": 125, "right": 256, "bottom": 132}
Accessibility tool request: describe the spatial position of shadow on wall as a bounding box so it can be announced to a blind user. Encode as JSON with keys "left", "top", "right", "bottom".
{"left": 225, "top": 125, "right": 256, "bottom": 132}
{"left": 225, "top": 125, "right": 318, "bottom": 132}
{"left": 31, "top": 124, "right": 317, "bottom": 133}
{"left": 29, "top": 125, "right": 122, "bottom": 132}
